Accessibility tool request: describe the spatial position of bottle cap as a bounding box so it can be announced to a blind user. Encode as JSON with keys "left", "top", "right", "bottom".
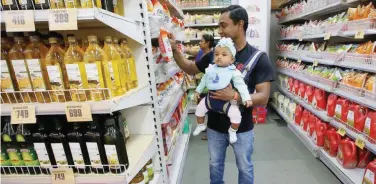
{"left": 104, "top": 36, "right": 112, "bottom": 43}
{"left": 14, "top": 36, "right": 24, "bottom": 41}
{"left": 68, "top": 36, "right": 77, "bottom": 43}
{"left": 106, "top": 117, "right": 116, "bottom": 126}
{"left": 112, "top": 37, "right": 119, "bottom": 43}
{"left": 119, "top": 38, "right": 128, "bottom": 44}
{"left": 29, "top": 35, "right": 40, "bottom": 42}
{"left": 49, "top": 37, "right": 58, "bottom": 44}
{"left": 88, "top": 35, "right": 98, "bottom": 42}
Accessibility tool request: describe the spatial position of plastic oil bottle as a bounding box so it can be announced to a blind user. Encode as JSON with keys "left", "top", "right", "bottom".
{"left": 1, "top": 0, "right": 19, "bottom": 10}
{"left": 112, "top": 37, "right": 129, "bottom": 93}
{"left": 33, "top": 0, "right": 50, "bottom": 9}
{"left": 32, "top": 118, "right": 54, "bottom": 174}
{"left": 64, "top": 36, "right": 88, "bottom": 102}
{"left": 24, "top": 35, "right": 51, "bottom": 103}
{"left": 113, "top": 0, "right": 124, "bottom": 16}
{"left": 49, "top": 118, "right": 74, "bottom": 167}
{"left": 9, "top": 36, "right": 35, "bottom": 103}
{"left": 83, "top": 35, "right": 108, "bottom": 101}
{"left": 64, "top": 0, "right": 80, "bottom": 8}
{"left": 2, "top": 117, "right": 24, "bottom": 174}
{"left": 120, "top": 38, "right": 138, "bottom": 89}
{"left": 50, "top": 0, "right": 65, "bottom": 8}
{"left": 1, "top": 117, "right": 14, "bottom": 174}
{"left": 45, "top": 37, "right": 70, "bottom": 102}
{"left": 80, "top": 0, "right": 100, "bottom": 8}
{"left": 16, "top": 124, "right": 40, "bottom": 174}
{"left": 103, "top": 36, "right": 124, "bottom": 97}
{"left": 67, "top": 123, "right": 90, "bottom": 174}
{"left": 1, "top": 37, "right": 17, "bottom": 104}
{"left": 18, "top": 0, "right": 33, "bottom": 10}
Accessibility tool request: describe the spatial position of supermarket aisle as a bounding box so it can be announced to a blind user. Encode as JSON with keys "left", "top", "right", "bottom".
{"left": 181, "top": 109, "right": 340, "bottom": 184}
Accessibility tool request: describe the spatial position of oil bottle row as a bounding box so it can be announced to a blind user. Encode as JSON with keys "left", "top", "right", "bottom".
{"left": 1, "top": 32, "right": 138, "bottom": 103}
{"left": 1, "top": 0, "right": 125, "bottom": 16}
{"left": 0, "top": 114, "right": 131, "bottom": 175}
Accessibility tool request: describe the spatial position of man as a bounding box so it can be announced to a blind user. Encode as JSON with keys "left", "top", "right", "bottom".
{"left": 169, "top": 5, "right": 275, "bottom": 184}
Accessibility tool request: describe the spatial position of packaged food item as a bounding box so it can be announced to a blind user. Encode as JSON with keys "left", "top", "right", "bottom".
{"left": 159, "top": 29, "right": 173, "bottom": 62}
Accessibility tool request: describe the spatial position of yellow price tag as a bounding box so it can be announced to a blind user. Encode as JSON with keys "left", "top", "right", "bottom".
{"left": 324, "top": 32, "right": 331, "bottom": 40}
{"left": 337, "top": 127, "right": 346, "bottom": 136}
{"left": 297, "top": 58, "right": 302, "bottom": 63}
{"left": 11, "top": 104, "right": 36, "bottom": 124}
{"left": 49, "top": 9, "right": 78, "bottom": 31}
{"left": 355, "top": 136, "right": 366, "bottom": 149}
{"left": 65, "top": 103, "right": 92, "bottom": 122}
{"left": 313, "top": 61, "right": 319, "bottom": 67}
{"left": 51, "top": 168, "right": 75, "bottom": 184}
{"left": 4, "top": 10, "right": 35, "bottom": 32}
{"left": 355, "top": 30, "right": 365, "bottom": 39}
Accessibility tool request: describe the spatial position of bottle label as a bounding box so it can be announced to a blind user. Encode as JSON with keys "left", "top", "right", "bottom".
{"left": 335, "top": 104, "right": 342, "bottom": 119}
{"left": 0, "top": 146, "right": 12, "bottom": 166}
{"left": 26, "top": 59, "right": 46, "bottom": 91}
{"left": 0, "top": 60, "right": 14, "bottom": 92}
{"left": 146, "top": 164, "right": 154, "bottom": 178}
{"left": 12, "top": 59, "right": 32, "bottom": 92}
{"left": 20, "top": 146, "right": 40, "bottom": 166}
{"left": 47, "top": 65, "right": 64, "bottom": 90}
{"left": 84, "top": 63, "right": 100, "bottom": 85}
{"left": 51, "top": 143, "right": 68, "bottom": 166}
{"left": 66, "top": 64, "right": 83, "bottom": 89}
{"left": 364, "top": 169, "right": 375, "bottom": 184}
{"left": 104, "top": 144, "right": 120, "bottom": 169}
{"left": 3, "top": 0, "right": 13, "bottom": 5}
{"left": 35, "top": 0, "right": 46, "bottom": 4}
{"left": 347, "top": 110, "right": 354, "bottom": 126}
{"left": 69, "top": 142, "right": 85, "bottom": 169}
{"left": 6, "top": 147, "right": 24, "bottom": 166}
{"left": 33, "top": 143, "right": 52, "bottom": 168}
{"left": 365, "top": 117, "right": 371, "bottom": 135}
{"left": 18, "top": 0, "right": 27, "bottom": 5}
{"left": 86, "top": 142, "right": 103, "bottom": 168}
{"left": 113, "top": 0, "right": 117, "bottom": 5}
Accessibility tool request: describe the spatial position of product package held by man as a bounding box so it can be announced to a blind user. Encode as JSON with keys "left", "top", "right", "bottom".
{"left": 169, "top": 5, "right": 275, "bottom": 184}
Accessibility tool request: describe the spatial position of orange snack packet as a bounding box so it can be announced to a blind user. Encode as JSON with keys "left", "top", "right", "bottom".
{"left": 158, "top": 28, "right": 173, "bottom": 62}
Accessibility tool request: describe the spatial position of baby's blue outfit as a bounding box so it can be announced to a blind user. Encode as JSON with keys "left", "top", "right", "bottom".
{"left": 196, "top": 64, "right": 251, "bottom": 114}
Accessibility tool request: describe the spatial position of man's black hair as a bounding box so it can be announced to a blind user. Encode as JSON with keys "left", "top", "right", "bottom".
{"left": 202, "top": 34, "right": 215, "bottom": 48}
{"left": 221, "top": 5, "right": 248, "bottom": 33}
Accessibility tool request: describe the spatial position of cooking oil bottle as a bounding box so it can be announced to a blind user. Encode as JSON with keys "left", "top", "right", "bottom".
{"left": 113, "top": 0, "right": 124, "bottom": 16}
{"left": 9, "top": 37, "right": 35, "bottom": 103}
{"left": 1, "top": 37, "right": 17, "bottom": 104}
{"left": 120, "top": 38, "right": 138, "bottom": 89}
{"left": 81, "top": 39, "right": 89, "bottom": 52}
{"left": 112, "top": 37, "right": 128, "bottom": 93}
{"left": 50, "top": 0, "right": 65, "bottom": 8}
{"left": 64, "top": 36, "right": 88, "bottom": 102}
{"left": 80, "top": 0, "right": 101, "bottom": 8}
{"left": 103, "top": 36, "right": 124, "bottom": 97}
{"left": 83, "top": 35, "right": 108, "bottom": 101}
{"left": 45, "top": 37, "right": 69, "bottom": 102}
{"left": 24, "top": 35, "right": 51, "bottom": 103}
{"left": 64, "top": 0, "right": 80, "bottom": 8}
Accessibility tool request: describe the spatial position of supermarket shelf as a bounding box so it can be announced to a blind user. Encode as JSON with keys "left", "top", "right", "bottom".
{"left": 149, "top": 173, "right": 162, "bottom": 184}
{"left": 126, "top": 134, "right": 158, "bottom": 183}
{"left": 186, "top": 37, "right": 221, "bottom": 42}
{"left": 319, "top": 149, "right": 364, "bottom": 184}
{"left": 277, "top": 85, "right": 332, "bottom": 122}
{"left": 277, "top": 52, "right": 336, "bottom": 66}
{"left": 189, "top": 104, "right": 197, "bottom": 114}
{"left": 166, "top": 102, "right": 191, "bottom": 162}
{"left": 0, "top": 85, "right": 151, "bottom": 116}
{"left": 279, "top": 0, "right": 352, "bottom": 24}
{"left": 270, "top": 103, "right": 320, "bottom": 158}
{"left": 330, "top": 119, "right": 376, "bottom": 154}
{"left": 278, "top": 68, "right": 376, "bottom": 110}
{"left": 169, "top": 124, "right": 192, "bottom": 184}
{"left": 181, "top": 5, "right": 227, "bottom": 11}
{"left": 277, "top": 69, "right": 334, "bottom": 92}
{"left": 1, "top": 174, "right": 127, "bottom": 184}
{"left": 279, "top": 29, "right": 376, "bottom": 41}
{"left": 185, "top": 23, "right": 218, "bottom": 27}
{"left": 278, "top": 0, "right": 300, "bottom": 8}
{"left": 161, "top": 90, "right": 185, "bottom": 124}
{"left": 0, "top": 8, "right": 144, "bottom": 45}
{"left": 156, "top": 67, "right": 181, "bottom": 84}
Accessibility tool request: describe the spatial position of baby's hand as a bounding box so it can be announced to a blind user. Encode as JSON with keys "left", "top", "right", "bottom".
{"left": 244, "top": 100, "right": 253, "bottom": 108}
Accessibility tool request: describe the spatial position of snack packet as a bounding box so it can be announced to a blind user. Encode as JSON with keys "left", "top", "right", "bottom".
{"left": 159, "top": 29, "right": 173, "bottom": 62}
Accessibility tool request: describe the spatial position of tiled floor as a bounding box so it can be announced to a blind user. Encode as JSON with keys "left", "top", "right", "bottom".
{"left": 181, "top": 110, "right": 340, "bottom": 184}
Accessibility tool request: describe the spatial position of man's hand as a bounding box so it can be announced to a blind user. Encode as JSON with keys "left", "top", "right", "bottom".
{"left": 209, "top": 84, "right": 235, "bottom": 101}
{"left": 244, "top": 100, "right": 253, "bottom": 108}
{"left": 168, "top": 33, "right": 178, "bottom": 51}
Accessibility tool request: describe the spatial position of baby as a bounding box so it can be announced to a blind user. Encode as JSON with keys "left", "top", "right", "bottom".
{"left": 194, "top": 38, "right": 252, "bottom": 143}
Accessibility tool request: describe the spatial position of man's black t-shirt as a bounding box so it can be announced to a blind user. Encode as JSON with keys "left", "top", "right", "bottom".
{"left": 196, "top": 43, "right": 275, "bottom": 133}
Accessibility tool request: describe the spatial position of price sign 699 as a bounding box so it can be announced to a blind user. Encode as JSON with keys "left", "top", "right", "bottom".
{"left": 65, "top": 103, "right": 92, "bottom": 122}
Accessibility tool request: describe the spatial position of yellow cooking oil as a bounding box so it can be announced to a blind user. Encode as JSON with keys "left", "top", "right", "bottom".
{"left": 65, "top": 0, "right": 81, "bottom": 8}
{"left": 24, "top": 35, "right": 51, "bottom": 103}
{"left": 80, "top": 0, "right": 100, "bottom": 8}
{"left": 113, "top": 0, "right": 124, "bottom": 16}
{"left": 83, "top": 35, "right": 108, "bottom": 101}
{"left": 120, "top": 38, "right": 138, "bottom": 89}
{"left": 45, "top": 37, "right": 70, "bottom": 102}
{"left": 9, "top": 37, "right": 34, "bottom": 103}
{"left": 50, "top": 0, "right": 65, "bottom": 8}
{"left": 102, "top": 36, "right": 124, "bottom": 96}
{"left": 64, "top": 36, "right": 88, "bottom": 102}
{"left": 1, "top": 37, "right": 17, "bottom": 104}
{"left": 112, "top": 37, "right": 129, "bottom": 92}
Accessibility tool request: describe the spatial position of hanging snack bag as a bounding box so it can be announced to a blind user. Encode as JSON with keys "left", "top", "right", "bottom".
{"left": 159, "top": 29, "right": 173, "bottom": 62}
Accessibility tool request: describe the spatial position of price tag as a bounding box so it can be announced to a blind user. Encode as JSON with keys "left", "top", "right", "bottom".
{"left": 4, "top": 10, "right": 35, "bottom": 32}
{"left": 355, "top": 136, "right": 365, "bottom": 149}
{"left": 11, "top": 104, "right": 36, "bottom": 124}
{"left": 284, "top": 56, "right": 287, "bottom": 60}
{"left": 355, "top": 30, "right": 365, "bottom": 39}
{"left": 65, "top": 103, "right": 92, "bottom": 122}
{"left": 313, "top": 61, "right": 319, "bottom": 67}
{"left": 297, "top": 58, "right": 302, "bottom": 63}
{"left": 49, "top": 9, "right": 78, "bottom": 31}
{"left": 324, "top": 32, "right": 331, "bottom": 40}
{"left": 184, "top": 38, "right": 190, "bottom": 43}
{"left": 337, "top": 127, "right": 346, "bottom": 136}
{"left": 298, "top": 34, "right": 303, "bottom": 41}
{"left": 51, "top": 167, "right": 75, "bottom": 184}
